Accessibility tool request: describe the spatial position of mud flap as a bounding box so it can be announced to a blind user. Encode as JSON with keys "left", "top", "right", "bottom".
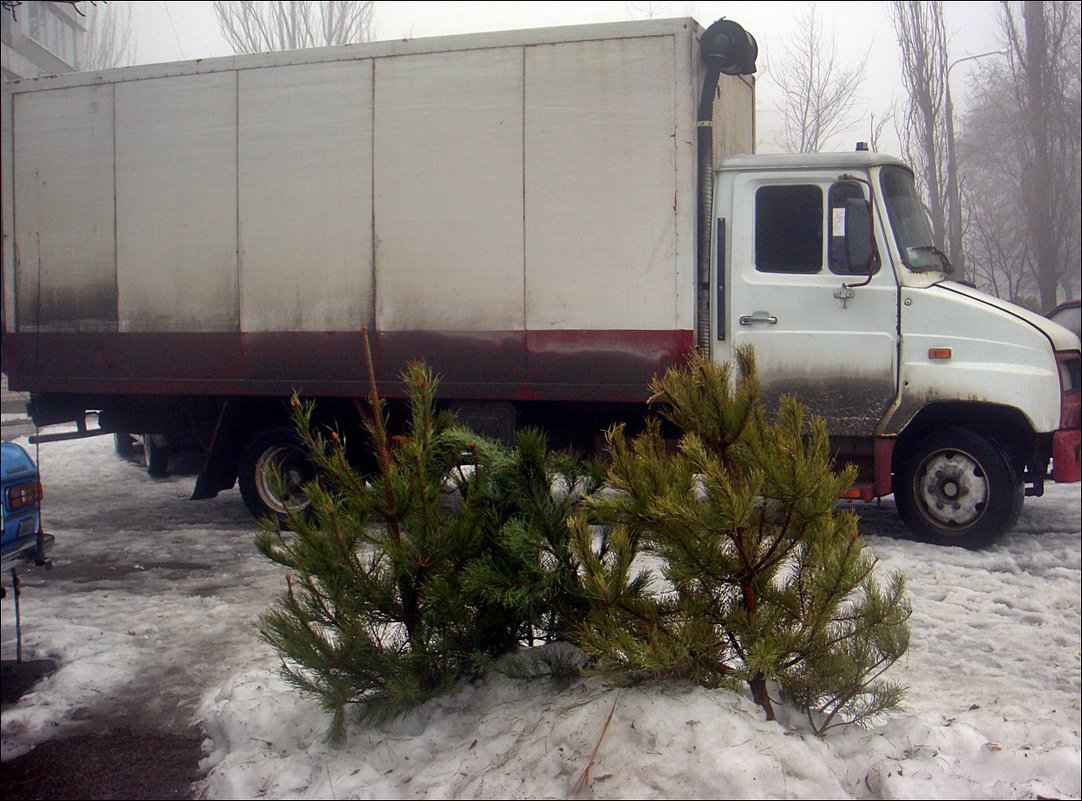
{"left": 191, "top": 400, "right": 244, "bottom": 500}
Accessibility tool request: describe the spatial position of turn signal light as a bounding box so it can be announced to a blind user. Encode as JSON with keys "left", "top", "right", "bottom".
{"left": 928, "top": 348, "right": 953, "bottom": 360}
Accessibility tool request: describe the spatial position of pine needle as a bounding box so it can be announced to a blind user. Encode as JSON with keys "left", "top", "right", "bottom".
{"left": 569, "top": 695, "right": 619, "bottom": 798}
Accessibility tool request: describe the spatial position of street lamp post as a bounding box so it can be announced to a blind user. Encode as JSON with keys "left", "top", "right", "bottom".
{"left": 944, "top": 49, "right": 1006, "bottom": 282}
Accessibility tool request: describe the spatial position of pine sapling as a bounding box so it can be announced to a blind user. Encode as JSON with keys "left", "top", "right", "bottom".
{"left": 572, "top": 347, "right": 910, "bottom": 733}
{"left": 256, "top": 334, "right": 523, "bottom": 740}
{"left": 255, "top": 330, "right": 606, "bottom": 741}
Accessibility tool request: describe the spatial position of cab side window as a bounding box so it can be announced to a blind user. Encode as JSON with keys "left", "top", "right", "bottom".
{"left": 755, "top": 185, "right": 822, "bottom": 273}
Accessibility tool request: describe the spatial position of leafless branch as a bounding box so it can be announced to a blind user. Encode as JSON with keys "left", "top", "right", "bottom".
{"left": 768, "top": 3, "right": 869, "bottom": 153}
{"left": 890, "top": 0, "right": 950, "bottom": 252}
{"left": 82, "top": 2, "right": 136, "bottom": 71}
{"left": 212, "top": 0, "right": 375, "bottom": 54}
{"left": 956, "top": 1, "right": 1080, "bottom": 307}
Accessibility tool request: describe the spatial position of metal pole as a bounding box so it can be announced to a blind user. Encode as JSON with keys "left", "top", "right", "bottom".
{"left": 11, "top": 568, "right": 23, "bottom": 663}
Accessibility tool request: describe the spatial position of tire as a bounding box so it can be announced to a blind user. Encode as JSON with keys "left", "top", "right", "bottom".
{"left": 237, "top": 426, "right": 315, "bottom": 526}
{"left": 893, "top": 428, "right": 1023, "bottom": 549}
{"left": 114, "top": 433, "right": 139, "bottom": 459}
{"left": 143, "top": 433, "right": 170, "bottom": 478}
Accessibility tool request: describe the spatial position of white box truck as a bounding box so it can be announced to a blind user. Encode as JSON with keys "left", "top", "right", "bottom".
{"left": 2, "top": 17, "right": 1079, "bottom": 548}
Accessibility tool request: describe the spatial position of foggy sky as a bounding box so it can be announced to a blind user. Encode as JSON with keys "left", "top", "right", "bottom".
{"left": 128, "top": 1, "right": 1005, "bottom": 156}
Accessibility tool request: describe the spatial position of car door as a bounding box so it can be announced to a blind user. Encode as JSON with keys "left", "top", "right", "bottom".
{"left": 725, "top": 172, "right": 898, "bottom": 436}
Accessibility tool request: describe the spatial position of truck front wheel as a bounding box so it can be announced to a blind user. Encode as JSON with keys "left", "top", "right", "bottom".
{"left": 893, "top": 428, "right": 1023, "bottom": 549}
{"left": 238, "top": 426, "right": 315, "bottom": 526}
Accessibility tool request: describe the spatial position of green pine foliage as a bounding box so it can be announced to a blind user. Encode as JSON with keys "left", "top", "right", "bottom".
{"left": 255, "top": 347, "right": 603, "bottom": 742}
{"left": 256, "top": 361, "right": 500, "bottom": 742}
{"left": 570, "top": 347, "right": 911, "bottom": 734}
{"left": 255, "top": 337, "right": 909, "bottom": 741}
{"left": 459, "top": 426, "right": 607, "bottom": 645}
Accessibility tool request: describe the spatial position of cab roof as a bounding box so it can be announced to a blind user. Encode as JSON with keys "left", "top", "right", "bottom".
{"left": 719, "top": 151, "right": 911, "bottom": 172}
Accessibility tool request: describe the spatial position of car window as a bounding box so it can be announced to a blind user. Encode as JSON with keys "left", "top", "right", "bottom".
{"left": 755, "top": 185, "right": 822, "bottom": 274}
{"left": 1049, "top": 303, "right": 1081, "bottom": 339}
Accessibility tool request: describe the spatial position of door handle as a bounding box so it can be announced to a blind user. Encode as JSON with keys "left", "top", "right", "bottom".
{"left": 739, "top": 311, "right": 778, "bottom": 325}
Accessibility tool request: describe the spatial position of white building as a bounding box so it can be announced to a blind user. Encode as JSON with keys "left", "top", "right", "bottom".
{"left": 2, "top": 1, "right": 86, "bottom": 81}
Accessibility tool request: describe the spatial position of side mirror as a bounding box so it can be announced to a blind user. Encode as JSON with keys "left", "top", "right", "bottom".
{"left": 844, "top": 198, "right": 873, "bottom": 274}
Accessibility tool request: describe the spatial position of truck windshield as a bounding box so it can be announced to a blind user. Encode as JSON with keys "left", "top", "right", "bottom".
{"left": 879, "top": 165, "right": 951, "bottom": 274}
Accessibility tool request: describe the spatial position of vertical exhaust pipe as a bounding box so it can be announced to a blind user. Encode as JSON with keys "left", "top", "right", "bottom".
{"left": 696, "top": 20, "right": 757, "bottom": 353}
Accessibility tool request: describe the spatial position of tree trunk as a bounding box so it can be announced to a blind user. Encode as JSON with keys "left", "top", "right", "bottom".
{"left": 750, "top": 673, "right": 776, "bottom": 720}
{"left": 1023, "top": 1, "right": 1059, "bottom": 310}
{"left": 742, "top": 577, "right": 776, "bottom": 720}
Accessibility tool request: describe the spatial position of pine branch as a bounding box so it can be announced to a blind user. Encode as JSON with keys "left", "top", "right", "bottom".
{"left": 360, "top": 325, "right": 402, "bottom": 544}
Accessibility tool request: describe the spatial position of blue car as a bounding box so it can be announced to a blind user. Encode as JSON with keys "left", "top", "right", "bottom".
{"left": 1, "top": 441, "right": 52, "bottom": 575}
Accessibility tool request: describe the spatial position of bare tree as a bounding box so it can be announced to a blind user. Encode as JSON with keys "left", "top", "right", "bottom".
{"left": 213, "top": 1, "right": 375, "bottom": 54}
{"left": 867, "top": 108, "right": 895, "bottom": 153}
{"left": 958, "top": 66, "right": 1040, "bottom": 307}
{"left": 956, "top": 2, "right": 1080, "bottom": 309}
{"left": 82, "top": 1, "right": 136, "bottom": 71}
{"left": 890, "top": 1, "right": 950, "bottom": 259}
{"left": 1000, "top": 0, "right": 1080, "bottom": 309}
{"left": 625, "top": 2, "right": 673, "bottom": 19}
{"left": 767, "top": 4, "right": 869, "bottom": 153}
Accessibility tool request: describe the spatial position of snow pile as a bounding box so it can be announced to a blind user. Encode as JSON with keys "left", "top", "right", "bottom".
{"left": 1, "top": 433, "right": 1079, "bottom": 798}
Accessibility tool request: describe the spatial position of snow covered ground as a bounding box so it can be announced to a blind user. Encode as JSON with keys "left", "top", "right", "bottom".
{"left": 1, "top": 430, "right": 1079, "bottom": 799}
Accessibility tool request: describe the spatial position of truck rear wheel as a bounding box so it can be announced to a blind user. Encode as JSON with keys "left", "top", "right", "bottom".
{"left": 238, "top": 426, "right": 315, "bottom": 526}
{"left": 143, "top": 433, "right": 170, "bottom": 478}
{"left": 114, "top": 433, "right": 139, "bottom": 459}
{"left": 893, "top": 428, "right": 1023, "bottom": 549}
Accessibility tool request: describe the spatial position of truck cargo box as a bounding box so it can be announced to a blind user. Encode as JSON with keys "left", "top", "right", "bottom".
{"left": 2, "top": 18, "right": 753, "bottom": 403}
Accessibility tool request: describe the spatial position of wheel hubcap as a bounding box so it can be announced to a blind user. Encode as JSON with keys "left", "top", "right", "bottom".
{"left": 255, "top": 445, "right": 312, "bottom": 515}
{"left": 917, "top": 450, "right": 988, "bottom": 527}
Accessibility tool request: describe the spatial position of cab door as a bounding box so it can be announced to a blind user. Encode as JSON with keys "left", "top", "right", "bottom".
{"left": 723, "top": 172, "right": 898, "bottom": 436}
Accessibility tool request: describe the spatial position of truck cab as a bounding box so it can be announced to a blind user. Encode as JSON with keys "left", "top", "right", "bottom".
{"left": 713, "top": 150, "right": 1082, "bottom": 548}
